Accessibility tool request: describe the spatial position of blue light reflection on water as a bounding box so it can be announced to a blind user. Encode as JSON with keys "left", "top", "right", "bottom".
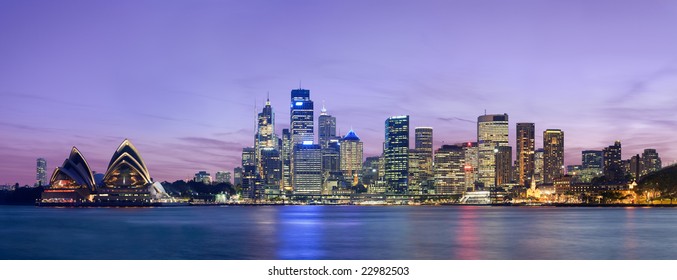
{"left": 2, "top": 205, "right": 677, "bottom": 260}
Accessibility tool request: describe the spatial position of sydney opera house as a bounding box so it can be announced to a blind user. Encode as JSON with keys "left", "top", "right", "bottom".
{"left": 40, "top": 139, "right": 171, "bottom": 206}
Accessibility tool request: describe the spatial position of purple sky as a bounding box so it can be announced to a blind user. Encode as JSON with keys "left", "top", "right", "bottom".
{"left": 2, "top": 0, "right": 677, "bottom": 185}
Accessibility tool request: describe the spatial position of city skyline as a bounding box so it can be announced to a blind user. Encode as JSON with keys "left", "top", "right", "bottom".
{"left": 2, "top": 0, "right": 677, "bottom": 185}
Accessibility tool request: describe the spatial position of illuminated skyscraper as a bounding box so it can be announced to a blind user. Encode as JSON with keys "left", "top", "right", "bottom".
{"left": 543, "top": 129, "right": 564, "bottom": 184}
{"left": 340, "top": 129, "right": 363, "bottom": 186}
{"left": 411, "top": 127, "right": 434, "bottom": 193}
{"left": 582, "top": 150, "right": 603, "bottom": 169}
{"left": 292, "top": 143, "right": 322, "bottom": 195}
{"left": 603, "top": 141, "right": 623, "bottom": 182}
{"left": 434, "top": 144, "right": 465, "bottom": 194}
{"left": 194, "top": 171, "right": 212, "bottom": 184}
{"left": 290, "top": 88, "right": 314, "bottom": 145}
{"left": 495, "top": 146, "right": 513, "bottom": 186}
{"left": 534, "top": 148, "right": 544, "bottom": 184}
{"left": 516, "top": 123, "right": 535, "bottom": 186}
{"left": 384, "top": 115, "right": 409, "bottom": 194}
{"left": 233, "top": 167, "right": 243, "bottom": 187}
{"left": 463, "top": 142, "right": 478, "bottom": 191}
{"left": 241, "top": 147, "right": 258, "bottom": 198}
{"left": 281, "top": 129, "right": 292, "bottom": 191}
{"left": 36, "top": 158, "right": 47, "bottom": 187}
{"left": 255, "top": 97, "right": 276, "bottom": 157}
{"left": 318, "top": 103, "right": 337, "bottom": 149}
{"left": 477, "top": 114, "right": 509, "bottom": 188}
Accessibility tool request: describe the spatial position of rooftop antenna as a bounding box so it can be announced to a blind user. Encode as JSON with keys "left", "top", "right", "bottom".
{"left": 299, "top": 80, "right": 302, "bottom": 89}
{"left": 484, "top": 109, "right": 487, "bottom": 115}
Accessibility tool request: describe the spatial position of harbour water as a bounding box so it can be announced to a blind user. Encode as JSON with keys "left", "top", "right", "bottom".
{"left": 1, "top": 205, "right": 676, "bottom": 260}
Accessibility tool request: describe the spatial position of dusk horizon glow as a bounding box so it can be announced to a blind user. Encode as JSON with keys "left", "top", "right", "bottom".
{"left": 2, "top": 0, "right": 676, "bottom": 185}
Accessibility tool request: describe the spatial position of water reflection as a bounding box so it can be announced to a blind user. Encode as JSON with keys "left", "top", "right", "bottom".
{"left": 277, "top": 206, "right": 325, "bottom": 259}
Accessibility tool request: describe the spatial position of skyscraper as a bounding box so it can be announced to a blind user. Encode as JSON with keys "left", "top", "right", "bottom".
{"left": 36, "top": 158, "right": 47, "bottom": 187}
{"left": 290, "top": 88, "right": 314, "bottom": 145}
{"left": 281, "top": 129, "right": 292, "bottom": 191}
{"left": 260, "top": 148, "right": 282, "bottom": 187}
{"left": 477, "top": 114, "right": 509, "bottom": 188}
{"left": 241, "top": 147, "right": 258, "bottom": 198}
{"left": 340, "top": 129, "right": 363, "bottom": 186}
{"left": 543, "top": 129, "right": 564, "bottom": 184}
{"left": 434, "top": 144, "right": 465, "bottom": 194}
{"left": 495, "top": 145, "right": 513, "bottom": 186}
{"left": 194, "top": 171, "right": 212, "bottom": 184}
{"left": 384, "top": 115, "right": 409, "bottom": 194}
{"left": 292, "top": 143, "right": 322, "bottom": 195}
{"left": 255, "top": 97, "right": 276, "bottom": 157}
{"left": 233, "top": 167, "right": 243, "bottom": 187}
{"left": 318, "top": 103, "right": 337, "bottom": 149}
{"left": 534, "top": 148, "right": 545, "bottom": 184}
{"left": 603, "top": 141, "right": 623, "bottom": 182}
{"left": 463, "top": 142, "right": 478, "bottom": 191}
{"left": 516, "top": 123, "right": 535, "bottom": 186}
{"left": 411, "top": 127, "right": 434, "bottom": 193}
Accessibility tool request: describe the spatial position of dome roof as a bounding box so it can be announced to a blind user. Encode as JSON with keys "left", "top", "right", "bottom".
{"left": 343, "top": 129, "right": 360, "bottom": 141}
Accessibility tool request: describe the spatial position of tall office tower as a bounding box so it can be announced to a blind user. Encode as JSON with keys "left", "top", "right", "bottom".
{"left": 516, "top": 123, "right": 535, "bottom": 186}
{"left": 292, "top": 143, "right": 322, "bottom": 195}
{"left": 241, "top": 147, "right": 258, "bottom": 198}
{"left": 290, "top": 88, "right": 314, "bottom": 145}
{"left": 543, "top": 129, "right": 564, "bottom": 184}
{"left": 463, "top": 142, "right": 478, "bottom": 192}
{"left": 477, "top": 114, "right": 509, "bottom": 188}
{"left": 233, "top": 167, "right": 243, "bottom": 187}
{"left": 321, "top": 140, "right": 341, "bottom": 181}
{"left": 255, "top": 97, "right": 276, "bottom": 157}
{"left": 318, "top": 104, "right": 337, "bottom": 149}
{"left": 362, "top": 156, "right": 381, "bottom": 188}
{"left": 215, "top": 171, "right": 231, "bottom": 184}
{"left": 260, "top": 148, "right": 282, "bottom": 187}
{"left": 194, "top": 171, "right": 212, "bottom": 184}
{"left": 408, "top": 150, "right": 422, "bottom": 194}
{"left": 384, "top": 116, "right": 409, "bottom": 194}
{"left": 495, "top": 146, "right": 513, "bottom": 186}
{"left": 582, "top": 150, "right": 603, "bottom": 169}
{"left": 434, "top": 145, "right": 465, "bottom": 195}
{"left": 641, "top": 149, "right": 662, "bottom": 177}
{"left": 36, "top": 158, "right": 47, "bottom": 187}
{"left": 340, "top": 130, "right": 363, "bottom": 186}
{"left": 413, "top": 127, "right": 434, "bottom": 193}
{"left": 281, "top": 129, "right": 292, "bottom": 191}
{"left": 534, "top": 148, "right": 545, "bottom": 184}
{"left": 603, "top": 141, "right": 623, "bottom": 182}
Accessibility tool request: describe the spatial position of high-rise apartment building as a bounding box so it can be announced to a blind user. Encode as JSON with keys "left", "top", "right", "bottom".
{"left": 36, "top": 158, "right": 47, "bottom": 187}
{"left": 516, "top": 123, "right": 535, "bottom": 186}
{"left": 543, "top": 129, "right": 564, "bottom": 184}
{"left": 384, "top": 116, "right": 409, "bottom": 194}
{"left": 340, "top": 130, "right": 363, "bottom": 186}
{"left": 477, "top": 114, "right": 509, "bottom": 188}
{"left": 534, "top": 148, "right": 545, "bottom": 184}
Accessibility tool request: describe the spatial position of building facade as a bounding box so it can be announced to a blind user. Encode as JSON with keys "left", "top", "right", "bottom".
{"left": 340, "top": 130, "right": 363, "bottom": 186}
{"left": 434, "top": 145, "right": 465, "bottom": 195}
{"left": 516, "top": 123, "right": 535, "bottom": 186}
{"left": 543, "top": 129, "right": 564, "bottom": 184}
{"left": 384, "top": 116, "right": 409, "bottom": 194}
{"left": 477, "top": 114, "right": 509, "bottom": 188}
{"left": 36, "top": 158, "right": 47, "bottom": 187}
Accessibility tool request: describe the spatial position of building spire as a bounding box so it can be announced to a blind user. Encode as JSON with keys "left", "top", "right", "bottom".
{"left": 321, "top": 100, "right": 327, "bottom": 115}
{"left": 266, "top": 91, "right": 270, "bottom": 106}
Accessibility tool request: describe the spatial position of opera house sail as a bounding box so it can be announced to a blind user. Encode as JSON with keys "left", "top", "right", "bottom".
{"left": 41, "top": 147, "right": 96, "bottom": 203}
{"left": 39, "top": 139, "right": 170, "bottom": 206}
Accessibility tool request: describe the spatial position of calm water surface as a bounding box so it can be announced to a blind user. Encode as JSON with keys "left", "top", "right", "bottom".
{"left": 1, "top": 205, "right": 675, "bottom": 259}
